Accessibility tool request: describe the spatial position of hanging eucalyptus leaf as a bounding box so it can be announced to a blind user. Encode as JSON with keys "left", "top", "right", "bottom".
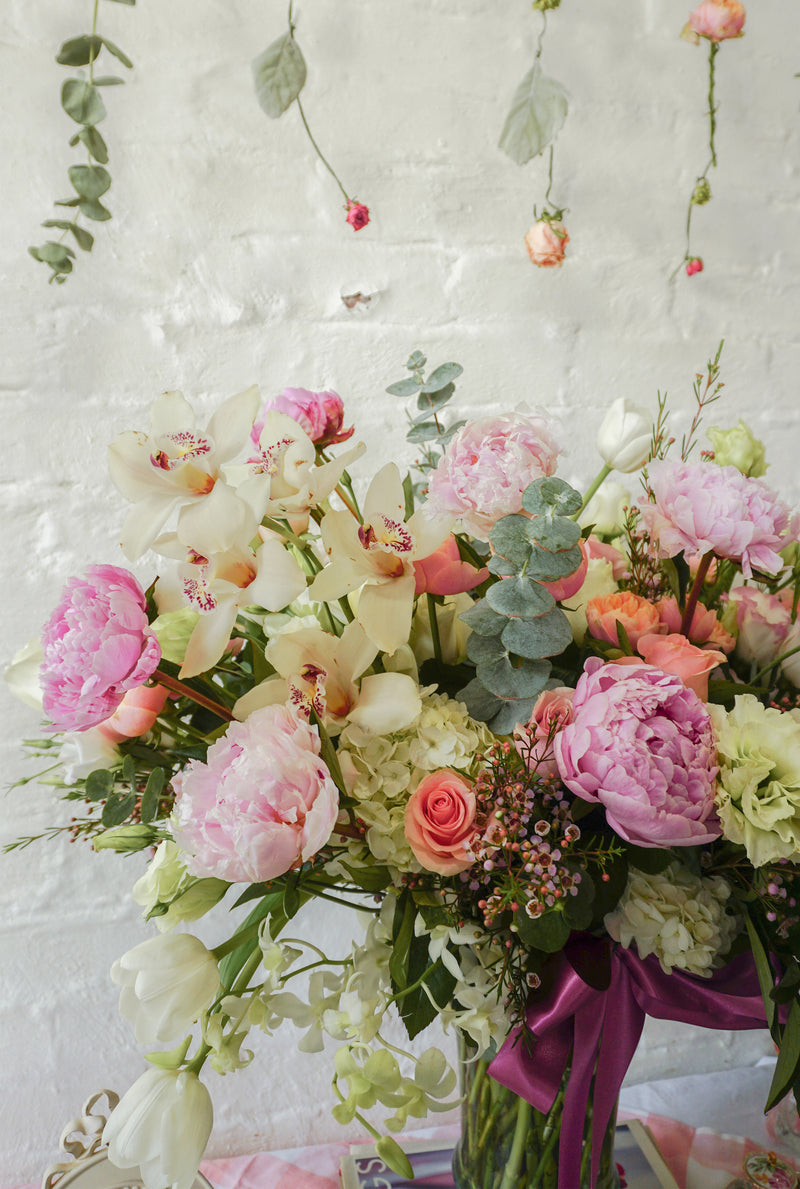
{"left": 56, "top": 35, "right": 102, "bottom": 66}
{"left": 76, "top": 126, "right": 109, "bottom": 163}
{"left": 387, "top": 377, "right": 423, "bottom": 397}
{"left": 252, "top": 33, "right": 307, "bottom": 119}
{"left": 28, "top": 242, "right": 75, "bottom": 266}
{"left": 69, "top": 164, "right": 111, "bottom": 199}
{"left": 79, "top": 198, "right": 112, "bottom": 221}
{"left": 490, "top": 514, "right": 534, "bottom": 567}
{"left": 61, "top": 79, "right": 107, "bottom": 126}
{"left": 499, "top": 63, "right": 568, "bottom": 166}
{"left": 526, "top": 543, "right": 582, "bottom": 581}
{"left": 458, "top": 677, "right": 539, "bottom": 735}
{"left": 42, "top": 220, "right": 94, "bottom": 251}
{"left": 101, "top": 36, "right": 134, "bottom": 68}
{"left": 530, "top": 516, "right": 582, "bottom": 551}
{"left": 459, "top": 599, "right": 506, "bottom": 637}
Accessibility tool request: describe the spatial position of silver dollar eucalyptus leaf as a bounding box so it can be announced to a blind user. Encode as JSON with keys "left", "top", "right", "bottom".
{"left": 499, "top": 63, "right": 568, "bottom": 165}
{"left": 252, "top": 33, "right": 307, "bottom": 119}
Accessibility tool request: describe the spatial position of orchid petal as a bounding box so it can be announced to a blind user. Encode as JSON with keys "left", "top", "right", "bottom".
{"left": 364, "top": 463, "right": 405, "bottom": 521}
{"left": 408, "top": 508, "right": 454, "bottom": 560}
{"left": 233, "top": 677, "right": 289, "bottom": 720}
{"left": 176, "top": 482, "right": 257, "bottom": 557}
{"left": 338, "top": 620, "right": 378, "bottom": 682}
{"left": 149, "top": 391, "right": 196, "bottom": 435}
{"left": 357, "top": 574, "right": 416, "bottom": 654}
{"left": 248, "top": 540, "right": 307, "bottom": 612}
{"left": 179, "top": 599, "right": 239, "bottom": 678}
{"left": 206, "top": 385, "right": 261, "bottom": 461}
{"left": 346, "top": 672, "right": 422, "bottom": 735}
{"left": 308, "top": 557, "right": 366, "bottom": 603}
{"left": 120, "top": 494, "right": 180, "bottom": 561}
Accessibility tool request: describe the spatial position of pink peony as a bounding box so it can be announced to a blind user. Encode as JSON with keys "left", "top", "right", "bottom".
{"left": 172, "top": 705, "right": 339, "bottom": 883}
{"left": 405, "top": 769, "right": 476, "bottom": 875}
{"left": 728, "top": 586, "right": 791, "bottom": 667}
{"left": 99, "top": 684, "right": 169, "bottom": 744}
{"left": 638, "top": 460, "right": 798, "bottom": 579}
{"left": 554, "top": 657, "right": 720, "bottom": 847}
{"left": 413, "top": 535, "right": 489, "bottom": 596}
{"left": 524, "top": 220, "right": 569, "bottom": 268}
{"left": 425, "top": 412, "right": 561, "bottom": 538}
{"left": 513, "top": 686, "right": 575, "bottom": 777}
{"left": 686, "top": 1, "right": 745, "bottom": 41}
{"left": 41, "top": 565, "right": 161, "bottom": 732}
{"left": 635, "top": 633, "right": 726, "bottom": 700}
{"left": 345, "top": 201, "right": 370, "bottom": 231}
{"left": 251, "top": 388, "right": 353, "bottom": 448}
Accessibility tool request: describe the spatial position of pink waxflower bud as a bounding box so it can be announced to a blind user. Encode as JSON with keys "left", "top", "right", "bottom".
{"left": 686, "top": 257, "right": 704, "bottom": 276}
{"left": 524, "top": 220, "right": 569, "bottom": 268}
{"left": 684, "top": 0, "right": 745, "bottom": 42}
{"left": 345, "top": 201, "right": 370, "bottom": 231}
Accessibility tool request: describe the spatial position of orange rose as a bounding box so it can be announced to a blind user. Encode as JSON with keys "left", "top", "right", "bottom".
{"left": 98, "top": 684, "right": 169, "bottom": 743}
{"left": 404, "top": 770, "right": 476, "bottom": 875}
{"left": 586, "top": 591, "right": 662, "bottom": 648}
{"left": 636, "top": 633, "right": 726, "bottom": 700}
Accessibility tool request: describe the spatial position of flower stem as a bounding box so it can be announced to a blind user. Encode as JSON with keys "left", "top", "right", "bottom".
{"left": 752, "top": 643, "right": 800, "bottom": 685}
{"left": 498, "top": 1095, "right": 532, "bottom": 1189}
{"left": 154, "top": 669, "right": 234, "bottom": 721}
{"left": 427, "top": 594, "right": 444, "bottom": 663}
{"left": 295, "top": 95, "right": 351, "bottom": 204}
{"left": 707, "top": 41, "right": 719, "bottom": 169}
{"left": 573, "top": 464, "right": 612, "bottom": 520}
{"left": 679, "top": 550, "right": 714, "bottom": 636}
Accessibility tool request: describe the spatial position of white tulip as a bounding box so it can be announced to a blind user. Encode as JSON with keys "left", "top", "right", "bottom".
{"left": 105, "top": 1068, "right": 213, "bottom": 1189}
{"left": 596, "top": 398, "right": 653, "bottom": 473}
{"left": 111, "top": 933, "right": 219, "bottom": 1046}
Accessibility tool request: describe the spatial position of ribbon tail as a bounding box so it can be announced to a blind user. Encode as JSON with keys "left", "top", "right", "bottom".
{"left": 557, "top": 995, "right": 605, "bottom": 1189}
{"left": 590, "top": 962, "right": 645, "bottom": 1188}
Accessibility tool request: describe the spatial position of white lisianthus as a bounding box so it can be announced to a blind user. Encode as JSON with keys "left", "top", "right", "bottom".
{"left": 605, "top": 864, "right": 737, "bottom": 978}
{"left": 707, "top": 419, "right": 767, "bottom": 478}
{"left": 3, "top": 638, "right": 43, "bottom": 709}
{"left": 59, "top": 728, "right": 120, "bottom": 784}
{"left": 105, "top": 1068, "right": 213, "bottom": 1189}
{"left": 111, "top": 933, "right": 220, "bottom": 1046}
{"left": 710, "top": 694, "right": 800, "bottom": 866}
{"left": 596, "top": 398, "right": 653, "bottom": 473}
{"left": 132, "top": 840, "right": 191, "bottom": 914}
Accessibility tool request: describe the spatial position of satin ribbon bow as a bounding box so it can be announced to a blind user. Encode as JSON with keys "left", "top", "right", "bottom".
{"left": 488, "top": 937, "right": 770, "bottom": 1189}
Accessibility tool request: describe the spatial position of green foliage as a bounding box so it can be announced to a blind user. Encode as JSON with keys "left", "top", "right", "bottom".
{"left": 252, "top": 33, "right": 307, "bottom": 119}
{"left": 499, "top": 62, "right": 568, "bottom": 166}
{"left": 30, "top": 6, "right": 134, "bottom": 283}
{"left": 386, "top": 351, "right": 465, "bottom": 501}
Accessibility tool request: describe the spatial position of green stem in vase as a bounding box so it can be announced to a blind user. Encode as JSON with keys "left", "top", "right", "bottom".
{"left": 498, "top": 1096, "right": 532, "bottom": 1189}
{"left": 529, "top": 1086, "right": 564, "bottom": 1188}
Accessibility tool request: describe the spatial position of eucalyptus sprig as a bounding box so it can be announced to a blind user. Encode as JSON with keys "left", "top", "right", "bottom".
{"left": 385, "top": 350, "right": 466, "bottom": 503}
{"left": 29, "top": 0, "right": 135, "bottom": 284}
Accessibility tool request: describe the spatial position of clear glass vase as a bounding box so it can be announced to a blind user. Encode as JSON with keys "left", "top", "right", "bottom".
{"left": 451, "top": 1040, "right": 620, "bottom": 1189}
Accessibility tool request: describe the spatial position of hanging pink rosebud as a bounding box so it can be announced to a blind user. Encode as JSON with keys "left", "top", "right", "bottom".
{"left": 686, "top": 257, "right": 704, "bottom": 276}
{"left": 345, "top": 201, "right": 370, "bottom": 231}
{"left": 684, "top": 0, "right": 745, "bottom": 42}
{"left": 524, "top": 220, "right": 569, "bottom": 268}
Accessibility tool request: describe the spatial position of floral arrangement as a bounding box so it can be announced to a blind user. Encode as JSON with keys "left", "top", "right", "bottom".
{"left": 9, "top": 346, "right": 800, "bottom": 1189}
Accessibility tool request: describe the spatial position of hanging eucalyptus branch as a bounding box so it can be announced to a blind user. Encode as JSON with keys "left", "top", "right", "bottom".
{"left": 498, "top": 1, "right": 570, "bottom": 267}
{"left": 252, "top": 0, "right": 370, "bottom": 231}
{"left": 674, "top": 1, "right": 746, "bottom": 278}
{"left": 29, "top": 0, "right": 135, "bottom": 284}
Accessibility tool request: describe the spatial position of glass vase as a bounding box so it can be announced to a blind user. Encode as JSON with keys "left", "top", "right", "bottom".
{"left": 452, "top": 1040, "right": 620, "bottom": 1189}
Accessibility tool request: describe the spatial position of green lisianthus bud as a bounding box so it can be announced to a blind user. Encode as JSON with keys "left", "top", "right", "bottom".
{"left": 94, "top": 824, "right": 157, "bottom": 852}
{"left": 150, "top": 607, "right": 200, "bottom": 665}
{"left": 533, "top": 0, "right": 561, "bottom": 9}
{"left": 707, "top": 419, "right": 767, "bottom": 478}
{"left": 691, "top": 178, "right": 712, "bottom": 205}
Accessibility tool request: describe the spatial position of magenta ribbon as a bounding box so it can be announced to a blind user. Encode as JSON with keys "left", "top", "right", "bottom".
{"left": 488, "top": 937, "right": 771, "bottom": 1189}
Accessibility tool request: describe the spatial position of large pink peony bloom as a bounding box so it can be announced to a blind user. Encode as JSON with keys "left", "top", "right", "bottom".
{"left": 425, "top": 412, "right": 561, "bottom": 538}
{"left": 41, "top": 565, "right": 161, "bottom": 732}
{"left": 639, "top": 460, "right": 798, "bottom": 579}
{"left": 172, "top": 705, "right": 339, "bottom": 883}
{"left": 251, "top": 388, "right": 353, "bottom": 448}
{"left": 554, "top": 658, "right": 720, "bottom": 847}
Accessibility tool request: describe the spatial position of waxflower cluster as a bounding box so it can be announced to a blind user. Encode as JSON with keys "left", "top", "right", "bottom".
{"left": 8, "top": 348, "right": 800, "bottom": 1189}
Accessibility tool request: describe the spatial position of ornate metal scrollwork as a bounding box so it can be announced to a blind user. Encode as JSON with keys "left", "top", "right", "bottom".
{"left": 41, "top": 1090, "right": 122, "bottom": 1189}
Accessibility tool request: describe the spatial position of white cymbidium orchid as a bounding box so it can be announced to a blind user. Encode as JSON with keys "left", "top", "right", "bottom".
{"left": 154, "top": 536, "right": 307, "bottom": 679}
{"left": 232, "top": 411, "right": 365, "bottom": 532}
{"left": 111, "top": 933, "right": 219, "bottom": 1047}
{"left": 308, "top": 463, "right": 451, "bottom": 655}
{"left": 108, "top": 386, "right": 261, "bottom": 560}
{"left": 233, "top": 619, "right": 421, "bottom": 735}
{"left": 104, "top": 1068, "right": 213, "bottom": 1189}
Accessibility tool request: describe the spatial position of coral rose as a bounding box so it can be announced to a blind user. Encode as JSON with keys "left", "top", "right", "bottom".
{"left": 404, "top": 770, "right": 476, "bottom": 875}
{"left": 41, "top": 565, "right": 161, "bottom": 732}
{"left": 586, "top": 591, "right": 662, "bottom": 648}
{"left": 414, "top": 536, "right": 489, "bottom": 596}
{"left": 635, "top": 633, "right": 726, "bottom": 700}
{"left": 554, "top": 658, "right": 720, "bottom": 848}
{"left": 99, "top": 684, "right": 169, "bottom": 743}
{"left": 524, "top": 220, "right": 569, "bottom": 268}
{"left": 513, "top": 686, "right": 575, "bottom": 777}
{"left": 685, "top": 1, "right": 745, "bottom": 41}
{"left": 172, "top": 705, "right": 339, "bottom": 883}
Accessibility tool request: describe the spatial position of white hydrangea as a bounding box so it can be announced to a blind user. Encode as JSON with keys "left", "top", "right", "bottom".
{"left": 336, "top": 692, "right": 492, "bottom": 873}
{"left": 604, "top": 863, "right": 738, "bottom": 978}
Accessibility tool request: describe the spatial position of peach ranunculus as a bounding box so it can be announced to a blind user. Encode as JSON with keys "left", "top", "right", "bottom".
{"left": 99, "top": 684, "right": 170, "bottom": 744}
{"left": 541, "top": 540, "right": 588, "bottom": 603}
{"left": 513, "top": 687, "right": 575, "bottom": 777}
{"left": 636, "top": 633, "right": 727, "bottom": 700}
{"left": 524, "top": 220, "right": 569, "bottom": 268}
{"left": 404, "top": 770, "right": 476, "bottom": 875}
{"left": 586, "top": 591, "right": 663, "bottom": 649}
{"left": 413, "top": 536, "right": 489, "bottom": 597}
{"left": 684, "top": 0, "right": 745, "bottom": 42}
{"left": 656, "top": 596, "right": 735, "bottom": 653}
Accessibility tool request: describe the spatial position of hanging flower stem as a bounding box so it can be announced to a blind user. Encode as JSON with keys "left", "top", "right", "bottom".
{"left": 295, "top": 95, "right": 351, "bottom": 205}
{"left": 674, "top": 40, "right": 722, "bottom": 277}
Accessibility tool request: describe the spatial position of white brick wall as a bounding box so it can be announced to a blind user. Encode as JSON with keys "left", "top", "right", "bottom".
{"left": 2, "top": 0, "right": 797, "bottom": 1180}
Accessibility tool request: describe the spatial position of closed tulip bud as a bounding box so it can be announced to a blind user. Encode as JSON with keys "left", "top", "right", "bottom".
{"left": 596, "top": 398, "right": 653, "bottom": 473}
{"left": 111, "top": 933, "right": 219, "bottom": 1046}
{"left": 105, "top": 1068, "right": 213, "bottom": 1189}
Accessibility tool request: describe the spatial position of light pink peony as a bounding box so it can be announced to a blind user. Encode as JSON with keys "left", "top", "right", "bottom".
{"left": 728, "top": 586, "right": 791, "bottom": 667}
{"left": 404, "top": 770, "right": 476, "bottom": 875}
{"left": 41, "top": 565, "right": 161, "bottom": 732}
{"left": 172, "top": 705, "right": 339, "bottom": 883}
{"left": 251, "top": 388, "right": 353, "bottom": 448}
{"left": 554, "top": 658, "right": 720, "bottom": 848}
{"left": 686, "top": 1, "right": 745, "bottom": 41}
{"left": 638, "top": 460, "right": 798, "bottom": 579}
{"left": 513, "top": 686, "right": 575, "bottom": 777}
{"left": 635, "top": 633, "right": 726, "bottom": 700}
{"left": 425, "top": 413, "right": 561, "bottom": 538}
{"left": 413, "top": 536, "right": 489, "bottom": 596}
{"left": 524, "top": 220, "right": 569, "bottom": 268}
